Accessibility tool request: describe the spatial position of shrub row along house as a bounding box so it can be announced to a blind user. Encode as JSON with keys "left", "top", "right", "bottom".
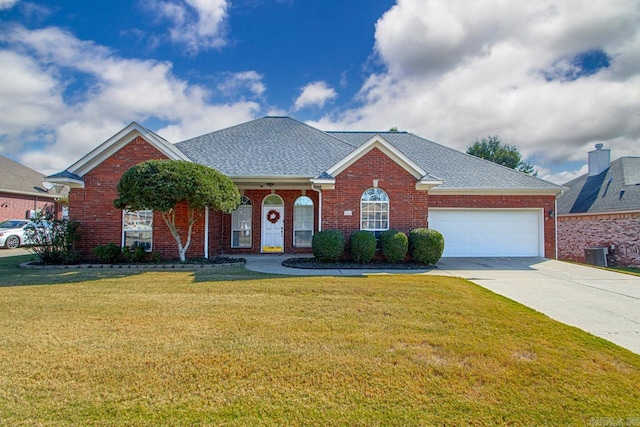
{"left": 47, "top": 117, "right": 563, "bottom": 261}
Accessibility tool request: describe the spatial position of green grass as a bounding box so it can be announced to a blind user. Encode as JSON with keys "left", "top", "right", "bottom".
{"left": 1, "top": 255, "right": 639, "bottom": 425}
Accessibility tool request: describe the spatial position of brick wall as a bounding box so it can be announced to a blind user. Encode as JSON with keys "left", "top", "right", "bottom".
{"left": 429, "top": 194, "right": 557, "bottom": 258}
{"left": 318, "top": 148, "right": 557, "bottom": 258}
{"left": 558, "top": 212, "right": 640, "bottom": 267}
{"left": 220, "top": 189, "right": 318, "bottom": 255}
{"left": 322, "top": 147, "right": 429, "bottom": 235}
{"left": 69, "top": 136, "right": 206, "bottom": 261}
{"left": 0, "top": 192, "right": 59, "bottom": 222}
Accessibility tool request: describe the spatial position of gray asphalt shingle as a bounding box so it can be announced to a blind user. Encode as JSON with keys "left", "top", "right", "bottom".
{"left": 558, "top": 157, "right": 640, "bottom": 214}
{"left": 0, "top": 155, "right": 58, "bottom": 197}
{"left": 175, "top": 116, "right": 561, "bottom": 191}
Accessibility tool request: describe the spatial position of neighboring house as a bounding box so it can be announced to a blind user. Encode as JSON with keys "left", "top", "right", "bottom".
{"left": 558, "top": 144, "right": 640, "bottom": 267}
{"left": 48, "top": 116, "right": 563, "bottom": 260}
{"left": 0, "top": 155, "right": 65, "bottom": 222}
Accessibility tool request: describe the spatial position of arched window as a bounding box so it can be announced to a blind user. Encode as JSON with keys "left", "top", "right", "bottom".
{"left": 293, "top": 196, "right": 314, "bottom": 247}
{"left": 231, "top": 196, "right": 252, "bottom": 248}
{"left": 361, "top": 188, "right": 389, "bottom": 231}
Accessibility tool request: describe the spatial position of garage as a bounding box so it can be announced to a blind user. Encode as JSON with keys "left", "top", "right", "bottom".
{"left": 428, "top": 209, "right": 544, "bottom": 257}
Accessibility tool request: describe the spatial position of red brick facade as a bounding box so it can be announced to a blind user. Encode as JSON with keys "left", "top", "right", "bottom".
{"left": 0, "top": 192, "right": 60, "bottom": 222}
{"left": 322, "top": 147, "right": 429, "bottom": 234}
{"left": 218, "top": 189, "right": 319, "bottom": 256}
{"left": 69, "top": 136, "right": 206, "bottom": 260}
{"left": 558, "top": 212, "right": 640, "bottom": 267}
{"left": 67, "top": 137, "right": 558, "bottom": 260}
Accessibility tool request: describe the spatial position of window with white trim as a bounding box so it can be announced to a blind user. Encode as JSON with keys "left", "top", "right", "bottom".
{"left": 123, "top": 209, "right": 153, "bottom": 251}
{"left": 360, "top": 188, "right": 389, "bottom": 231}
{"left": 293, "top": 196, "right": 313, "bottom": 247}
{"left": 231, "top": 196, "right": 252, "bottom": 248}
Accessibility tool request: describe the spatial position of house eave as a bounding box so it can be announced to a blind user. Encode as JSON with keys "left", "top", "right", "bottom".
{"left": 429, "top": 187, "right": 563, "bottom": 196}
{"left": 415, "top": 179, "right": 445, "bottom": 191}
{"left": 67, "top": 123, "right": 189, "bottom": 178}
{"left": 558, "top": 209, "right": 640, "bottom": 217}
{"left": 230, "top": 175, "right": 317, "bottom": 190}
{"left": 0, "top": 188, "right": 61, "bottom": 198}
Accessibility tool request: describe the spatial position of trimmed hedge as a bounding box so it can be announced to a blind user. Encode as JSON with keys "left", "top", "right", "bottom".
{"left": 409, "top": 228, "right": 445, "bottom": 265}
{"left": 350, "top": 230, "right": 377, "bottom": 264}
{"left": 380, "top": 229, "right": 408, "bottom": 263}
{"left": 312, "top": 230, "right": 345, "bottom": 262}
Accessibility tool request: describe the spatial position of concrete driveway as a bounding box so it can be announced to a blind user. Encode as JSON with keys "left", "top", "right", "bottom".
{"left": 245, "top": 255, "right": 640, "bottom": 355}
{"left": 0, "top": 247, "right": 30, "bottom": 258}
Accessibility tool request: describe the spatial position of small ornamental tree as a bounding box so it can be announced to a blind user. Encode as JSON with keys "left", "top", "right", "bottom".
{"left": 114, "top": 160, "right": 241, "bottom": 262}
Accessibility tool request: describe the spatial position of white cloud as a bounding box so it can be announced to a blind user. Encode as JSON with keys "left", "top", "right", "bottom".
{"left": 0, "top": 25, "right": 261, "bottom": 174}
{"left": 539, "top": 164, "right": 588, "bottom": 185}
{"left": 217, "top": 71, "right": 266, "bottom": 98}
{"left": 0, "top": 0, "right": 18, "bottom": 10}
{"left": 311, "top": 0, "right": 640, "bottom": 174}
{"left": 294, "top": 81, "right": 337, "bottom": 111}
{"left": 148, "top": 0, "right": 229, "bottom": 54}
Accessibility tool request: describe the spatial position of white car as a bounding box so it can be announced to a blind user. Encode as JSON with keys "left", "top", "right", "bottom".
{"left": 0, "top": 219, "right": 50, "bottom": 249}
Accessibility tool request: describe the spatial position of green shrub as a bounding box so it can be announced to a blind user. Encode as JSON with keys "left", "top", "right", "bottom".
{"left": 312, "top": 230, "right": 345, "bottom": 262}
{"left": 409, "top": 228, "right": 445, "bottom": 265}
{"left": 25, "top": 219, "right": 81, "bottom": 265}
{"left": 349, "top": 230, "right": 377, "bottom": 264}
{"left": 122, "top": 244, "right": 147, "bottom": 263}
{"left": 94, "top": 243, "right": 122, "bottom": 264}
{"left": 380, "top": 229, "right": 408, "bottom": 263}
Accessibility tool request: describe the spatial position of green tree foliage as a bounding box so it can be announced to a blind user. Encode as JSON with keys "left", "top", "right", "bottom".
{"left": 467, "top": 136, "right": 537, "bottom": 176}
{"left": 114, "top": 160, "right": 241, "bottom": 262}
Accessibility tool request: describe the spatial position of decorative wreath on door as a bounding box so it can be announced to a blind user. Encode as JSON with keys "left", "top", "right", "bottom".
{"left": 267, "top": 209, "right": 280, "bottom": 224}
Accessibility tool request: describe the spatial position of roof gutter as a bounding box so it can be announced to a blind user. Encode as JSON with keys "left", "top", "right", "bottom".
{"left": 429, "top": 187, "right": 564, "bottom": 196}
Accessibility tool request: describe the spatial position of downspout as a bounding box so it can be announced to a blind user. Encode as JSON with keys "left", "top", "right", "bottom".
{"left": 204, "top": 206, "right": 209, "bottom": 259}
{"left": 311, "top": 183, "right": 322, "bottom": 232}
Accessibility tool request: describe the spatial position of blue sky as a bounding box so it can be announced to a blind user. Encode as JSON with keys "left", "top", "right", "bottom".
{"left": 1, "top": 0, "right": 639, "bottom": 183}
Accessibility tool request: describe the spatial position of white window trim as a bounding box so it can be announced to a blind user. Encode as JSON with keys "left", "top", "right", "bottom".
{"left": 231, "top": 196, "right": 253, "bottom": 248}
{"left": 360, "top": 188, "right": 390, "bottom": 232}
{"left": 293, "top": 196, "right": 314, "bottom": 247}
{"left": 122, "top": 209, "right": 153, "bottom": 252}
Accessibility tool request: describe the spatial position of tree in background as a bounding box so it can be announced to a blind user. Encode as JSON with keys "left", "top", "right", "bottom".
{"left": 114, "top": 160, "right": 241, "bottom": 262}
{"left": 467, "top": 136, "right": 537, "bottom": 176}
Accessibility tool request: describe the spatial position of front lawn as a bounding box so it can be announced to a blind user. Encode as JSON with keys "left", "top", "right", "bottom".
{"left": 0, "top": 255, "right": 639, "bottom": 425}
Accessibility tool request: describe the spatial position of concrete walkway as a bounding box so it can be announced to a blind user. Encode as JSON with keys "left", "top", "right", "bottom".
{"left": 244, "top": 255, "right": 640, "bottom": 355}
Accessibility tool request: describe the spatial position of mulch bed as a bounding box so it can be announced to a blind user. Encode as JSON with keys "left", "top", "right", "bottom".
{"left": 282, "top": 257, "right": 435, "bottom": 270}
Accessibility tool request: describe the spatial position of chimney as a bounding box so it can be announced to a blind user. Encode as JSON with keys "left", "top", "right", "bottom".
{"left": 588, "top": 143, "right": 610, "bottom": 176}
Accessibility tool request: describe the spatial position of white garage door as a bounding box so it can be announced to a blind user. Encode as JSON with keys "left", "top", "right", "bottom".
{"left": 428, "top": 209, "right": 543, "bottom": 257}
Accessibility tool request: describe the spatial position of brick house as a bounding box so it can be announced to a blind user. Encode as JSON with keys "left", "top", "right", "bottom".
{"left": 0, "top": 155, "right": 65, "bottom": 223}
{"left": 48, "top": 117, "right": 563, "bottom": 260}
{"left": 558, "top": 145, "right": 640, "bottom": 267}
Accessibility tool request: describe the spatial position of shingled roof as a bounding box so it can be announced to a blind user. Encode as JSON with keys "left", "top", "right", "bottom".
{"left": 176, "top": 116, "right": 562, "bottom": 193}
{"left": 176, "top": 116, "right": 357, "bottom": 177}
{"left": 329, "top": 131, "right": 561, "bottom": 191}
{"left": 0, "top": 155, "right": 61, "bottom": 199}
{"left": 558, "top": 157, "right": 640, "bottom": 214}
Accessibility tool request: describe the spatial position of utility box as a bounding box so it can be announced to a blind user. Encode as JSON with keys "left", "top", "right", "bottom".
{"left": 584, "top": 247, "right": 608, "bottom": 267}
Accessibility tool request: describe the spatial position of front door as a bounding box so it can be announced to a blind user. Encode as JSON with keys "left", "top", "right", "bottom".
{"left": 262, "top": 195, "right": 284, "bottom": 253}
